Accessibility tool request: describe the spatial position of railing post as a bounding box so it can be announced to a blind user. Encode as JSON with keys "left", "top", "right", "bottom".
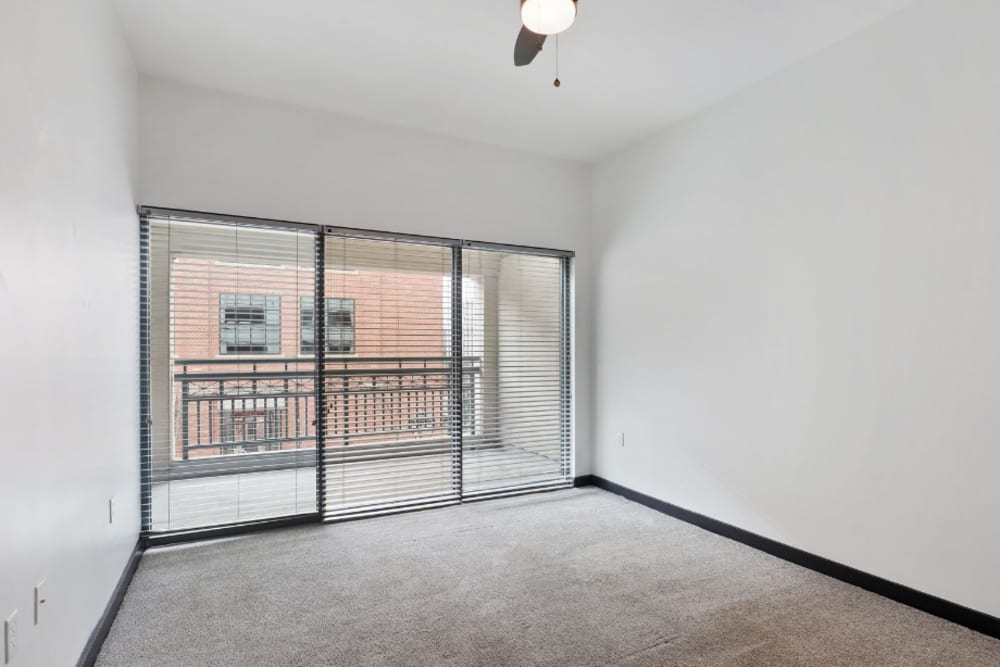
{"left": 465, "top": 369, "right": 476, "bottom": 436}
{"left": 181, "top": 375, "right": 190, "bottom": 461}
{"left": 341, "top": 375, "right": 350, "bottom": 447}
{"left": 217, "top": 379, "right": 224, "bottom": 453}
{"left": 284, "top": 362, "right": 293, "bottom": 450}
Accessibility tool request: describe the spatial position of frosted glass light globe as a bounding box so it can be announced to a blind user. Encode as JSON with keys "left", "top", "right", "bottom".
{"left": 520, "top": 0, "right": 576, "bottom": 36}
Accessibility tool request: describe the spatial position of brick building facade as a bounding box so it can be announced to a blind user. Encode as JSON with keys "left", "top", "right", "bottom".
{"left": 168, "top": 256, "right": 458, "bottom": 460}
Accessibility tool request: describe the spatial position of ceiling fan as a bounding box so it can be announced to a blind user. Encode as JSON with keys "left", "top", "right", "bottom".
{"left": 513, "top": 0, "right": 578, "bottom": 86}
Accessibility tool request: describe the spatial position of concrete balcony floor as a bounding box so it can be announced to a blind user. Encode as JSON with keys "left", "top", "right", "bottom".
{"left": 150, "top": 446, "right": 563, "bottom": 532}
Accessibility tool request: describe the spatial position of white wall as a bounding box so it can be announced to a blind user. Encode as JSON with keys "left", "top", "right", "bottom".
{"left": 138, "top": 77, "right": 593, "bottom": 474}
{"left": 592, "top": 0, "right": 1000, "bottom": 618}
{"left": 0, "top": 0, "right": 139, "bottom": 665}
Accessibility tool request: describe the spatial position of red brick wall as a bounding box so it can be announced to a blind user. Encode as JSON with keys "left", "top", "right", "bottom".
{"left": 170, "top": 258, "right": 451, "bottom": 459}
{"left": 171, "top": 258, "right": 448, "bottom": 360}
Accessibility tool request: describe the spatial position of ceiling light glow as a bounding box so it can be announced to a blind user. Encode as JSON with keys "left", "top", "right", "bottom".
{"left": 520, "top": 0, "right": 576, "bottom": 36}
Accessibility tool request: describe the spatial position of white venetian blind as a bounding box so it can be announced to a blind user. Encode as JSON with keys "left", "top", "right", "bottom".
{"left": 144, "top": 215, "right": 318, "bottom": 532}
{"left": 461, "top": 249, "right": 571, "bottom": 497}
{"left": 321, "top": 236, "right": 461, "bottom": 519}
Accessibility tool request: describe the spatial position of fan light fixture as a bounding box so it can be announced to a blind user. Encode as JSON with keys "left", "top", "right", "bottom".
{"left": 520, "top": 0, "right": 576, "bottom": 36}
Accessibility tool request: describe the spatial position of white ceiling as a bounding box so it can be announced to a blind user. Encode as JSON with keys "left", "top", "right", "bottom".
{"left": 113, "top": 0, "right": 913, "bottom": 162}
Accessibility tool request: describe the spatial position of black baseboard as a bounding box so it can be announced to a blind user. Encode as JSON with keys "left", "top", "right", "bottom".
{"left": 578, "top": 475, "right": 1000, "bottom": 641}
{"left": 76, "top": 539, "right": 145, "bottom": 667}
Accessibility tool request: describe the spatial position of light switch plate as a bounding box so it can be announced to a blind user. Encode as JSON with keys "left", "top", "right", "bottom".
{"left": 109, "top": 496, "right": 116, "bottom": 524}
{"left": 4, "top": 609, "right": 17, "bottom": 664}
{"left": 34, "top": 581, "right": 46, "bottom": 625}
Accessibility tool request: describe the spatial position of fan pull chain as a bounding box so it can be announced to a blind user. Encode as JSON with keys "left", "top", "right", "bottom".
{"left": 554, "top": 34, "right": 561, "bottom": 87}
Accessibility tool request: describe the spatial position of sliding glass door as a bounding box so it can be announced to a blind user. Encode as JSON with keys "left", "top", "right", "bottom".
{"left": 141, "top": 209, "right": 572, "bottom": 535}
{"left": 143, "top": 218, "right": 319, "bottom": 532}
{"left": 320, "top": 237, "right": 460, "bottom": 519}
{"left": 461, "top": 249, "right": 570, "bottom": 497}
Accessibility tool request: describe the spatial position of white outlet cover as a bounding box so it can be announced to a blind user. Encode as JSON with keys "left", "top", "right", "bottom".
{"left": 4, "top": 609, "right": 17, "bottom": 665}
{"left": 34, "top": 581, "right": 46, "bottom": 625}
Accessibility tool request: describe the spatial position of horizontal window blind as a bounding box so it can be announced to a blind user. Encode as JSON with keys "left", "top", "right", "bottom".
{"left": 140, "top": 207, "right": 573, "bottom": 535}
{"left": 461, "top": 249, "right": 570, "bottom": 498}
{"left": 320, "top": 237, "right": 461, "bottom": 519}
{"left": 144, "top": 216, "right": 318, "bottom": 532}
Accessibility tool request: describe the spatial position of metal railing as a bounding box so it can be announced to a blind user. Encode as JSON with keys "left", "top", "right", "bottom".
{"left": 174, "top": 357, "right": 480, "bottom": 461}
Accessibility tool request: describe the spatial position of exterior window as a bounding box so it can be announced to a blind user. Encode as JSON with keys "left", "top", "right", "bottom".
{"left": 220, "top": 294, "right": 281, "bottom": 355}
{"left": 301, "top": 297, "right": 356, "bottom": 355}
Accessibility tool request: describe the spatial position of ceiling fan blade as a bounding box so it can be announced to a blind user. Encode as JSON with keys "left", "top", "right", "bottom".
{"left": 514, "top": 25, "right": 546, "bottom": 67}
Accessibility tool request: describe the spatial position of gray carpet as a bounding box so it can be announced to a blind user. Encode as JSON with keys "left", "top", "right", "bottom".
{"left": 98, "top": 488, "right": 1000, "bottom": 666}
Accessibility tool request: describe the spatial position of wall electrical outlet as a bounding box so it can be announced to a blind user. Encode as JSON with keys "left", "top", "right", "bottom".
{"left": 34, "top": 581, "right": 46, "bottom": 626}
{"left": 617, "top": 432, "right": 625, "bottom": 448}
{"left": 4, "top": 609, "right": 17, "bottom": 664}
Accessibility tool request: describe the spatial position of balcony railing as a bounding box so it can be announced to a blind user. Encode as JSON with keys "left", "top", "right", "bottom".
{"left": 174, "top": 356, "right": 481, "bottom": 461}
